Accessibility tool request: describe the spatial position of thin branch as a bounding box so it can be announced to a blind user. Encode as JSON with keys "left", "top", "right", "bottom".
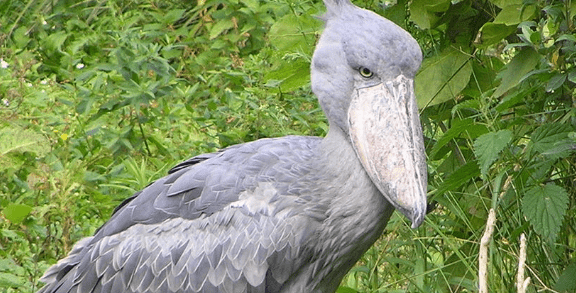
{"left": 479, "top": 208, "right": 496, "bottom": 293}
{"left": 517, "top": 233, "right": 530, "bottom": 293}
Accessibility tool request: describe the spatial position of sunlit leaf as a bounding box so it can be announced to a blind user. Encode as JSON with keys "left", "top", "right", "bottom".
{"left": 162, "top": 9, "right": 185, "bottom": 24}
{"left": 0, "top": 272, "right": 24, "bottom": 288}
{"left": 209, "top": 19, "right": 235, "bottom": 40}
{"left": 0, "top": 126, "right": 50, "bottom": 157}
{"left": 522, "top": 184, "right": 568, "bottom": 243}
{"left": 264, "top": 60, "right": 310, "bottom": 92}
{"left": 2, "top": 203, "right": 32, "bottom": 224}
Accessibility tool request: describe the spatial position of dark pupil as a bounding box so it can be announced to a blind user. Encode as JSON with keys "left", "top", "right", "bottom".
{"left": 361, "top": 68, "right": 371, "bottom": 76}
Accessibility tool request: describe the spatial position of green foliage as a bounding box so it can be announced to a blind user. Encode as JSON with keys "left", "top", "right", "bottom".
{"left": 554, "top": 261, "right": 576, "bottom": 292}
{"left": 522, "top": 184, "right": 569, "bottom": 243}
{"left": 415, "top": 47, "right": 472, "bottom": 107}
{"left": 0, "top": 0, "right": 575, "bottom": 292}
{"left": 473, "top": 129, "right": 512, "bottom": 177}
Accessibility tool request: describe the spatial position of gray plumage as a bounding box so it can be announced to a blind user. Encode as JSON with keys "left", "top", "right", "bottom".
{"left": 38, "top": 0, "right": 427, "bottom": 292}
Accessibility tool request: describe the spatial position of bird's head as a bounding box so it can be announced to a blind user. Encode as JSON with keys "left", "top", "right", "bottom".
{"left": 311, "top": 0, "right": 427, "bottom": 228}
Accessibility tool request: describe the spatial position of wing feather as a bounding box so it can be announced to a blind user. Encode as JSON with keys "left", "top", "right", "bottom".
{"left": 39, "top": 136, "right": 323, "bottom": 292}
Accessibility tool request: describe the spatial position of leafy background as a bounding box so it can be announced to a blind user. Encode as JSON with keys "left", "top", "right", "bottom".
{"left": 0, "top": 0, "right": 575, "bottom": 292}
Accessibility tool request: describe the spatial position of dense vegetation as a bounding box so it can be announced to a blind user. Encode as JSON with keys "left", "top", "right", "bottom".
{"left": 0, "top": 0, "right": 574, "bottom": 292}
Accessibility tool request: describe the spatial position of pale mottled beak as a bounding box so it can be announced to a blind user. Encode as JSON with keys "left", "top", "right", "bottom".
{"left": 348, "top": 75, "right": 427, "bottom": 228}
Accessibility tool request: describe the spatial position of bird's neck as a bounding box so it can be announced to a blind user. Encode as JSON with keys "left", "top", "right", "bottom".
{"left": 308, "top": 126, "right": 393, "bottom": 290}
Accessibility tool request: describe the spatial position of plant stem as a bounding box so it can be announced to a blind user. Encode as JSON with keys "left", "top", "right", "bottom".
{"left": 479, "top": 208, "right": 496, "bottom": 293}
{"left": 517, "top": 233, "right": 530, "bottom": 293}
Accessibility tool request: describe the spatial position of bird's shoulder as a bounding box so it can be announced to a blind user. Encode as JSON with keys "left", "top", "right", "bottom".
{"left": 39, "top": 135, "right": 325, "bottom": 292}
{"left": 102, "top": 135, "right": 322, "bottom": 240}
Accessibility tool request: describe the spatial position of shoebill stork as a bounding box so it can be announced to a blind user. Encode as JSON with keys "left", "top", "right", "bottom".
{"left": 38, "top": 0, "right": 426, "bottom": 292}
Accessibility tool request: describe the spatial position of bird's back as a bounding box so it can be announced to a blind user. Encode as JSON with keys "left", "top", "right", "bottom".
{"left": 39, "top": 135, "right": 327, "bottom": 293}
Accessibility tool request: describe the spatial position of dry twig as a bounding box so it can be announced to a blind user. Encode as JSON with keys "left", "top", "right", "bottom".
{"left": 479, "top": 208, "right": 496, "bottom": 293}
{"left": 517, "top": 233, "right": 530, "bottom": 293}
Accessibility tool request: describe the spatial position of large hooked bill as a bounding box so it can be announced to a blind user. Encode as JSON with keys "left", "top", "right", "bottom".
{"left": 348, "top": 75, "right": 427, "bottom": 228}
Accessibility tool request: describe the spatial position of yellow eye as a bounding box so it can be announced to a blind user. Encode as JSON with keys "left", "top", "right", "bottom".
{"left": 359, "top": 67, "right": 374, "bottom": 78}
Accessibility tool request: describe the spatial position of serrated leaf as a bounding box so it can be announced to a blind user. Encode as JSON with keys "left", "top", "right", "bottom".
{"left": 522, "top": 184, "right": 568, "bottom": 243}
{"left": 2, "top": 203, "right": 32, "bottom": 224}
{"left": 493, "top": 48, "right": 540, "bottom": 97}
{"left": 554, "top": 262, "right": 576, "bottom": 292}
{"left": 530, "top": 123, "right": 575, "bottom": 158}
{"left": 268, "top": 13, "right": 319, "bottom": 55}
{"left": 0, "top": 126, "right": 50, "bottom": 157}
{"left": 474, "top": 130, "right": 512, "bottom": 176}
{"left": 415, "top": 47, "right": 472, "bottom": 108}
{"left": 0, "top": 272, "right": 24, "bottom": 288}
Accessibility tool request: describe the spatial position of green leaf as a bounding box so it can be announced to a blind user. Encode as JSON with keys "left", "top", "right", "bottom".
{"left": 264, "top": 59, "right": 310, "bottom": 92}
{"left": 2, "top": 203, "right": 32, "bottom": 224}
{"left": 42, "top": 31, "right": 68, "bottom": 52}
{"left": 0, "top": 126, "right": 50, "bottom": 157}
{"left": 554, "top": 262, "right": 576, "bottom": 292}
{"left": 435, "top": 161, "right": 480, "bottom": 196}
{"left": 492, "top": 48, "right": 540, "bottom": 97}
{"left": 489, "top": 0, "right": 523, "bottom": 8}
{"left": 162, "top": 9, "right": 185, "bottom": 24}
{"left": 473, "top": 130, "right": 512, "bottom": 176}
{"left": 568, "top": 68, "right": 576, "bottom": 84}
{"left": 530, "top": 123, "right": 575, "bottom": 158}
{"left": 240, "top": 0, "right": 259, "bottom": 12}
{"left": 0, "top": 272, "right": 24, "bottom": 288}
{"left": 475, "top": 22, "right": 516, "bottom": 49}
{"left": 12, "top": 26, "right": 30, "bottom": 48}
{"left": 409, "top": 0, "right": 450, "bottom": 29}
{"left": 209, "top": 18, "right": 235, "bottom": 40}
{"left": 430, "top": 118, "right": 488, "bottom": 159}
{"left": 522, "top": 184, "right": 568, "bottom": 243}
{"left": 336, "top": 287, "right": 360, "bottom": 293}
{"left": 493, "top": 5, "right": 536, "bottom": 26}
{"left": 268, "top": 13, "right": 319, "bottom": 56}
{"left": 383, "top": 0, "right": 408, "bottom": 28}
{"left": 415, "top": 47, "right": 472, "bottom": 108}
{"left": 545, "top": 73, "right": 566, "bottom": 92}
